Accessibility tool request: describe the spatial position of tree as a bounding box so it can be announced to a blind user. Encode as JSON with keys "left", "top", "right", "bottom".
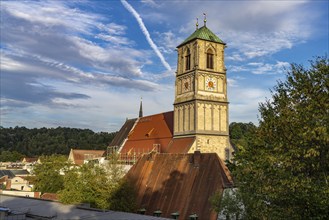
{"left": 0, "top": 150, "right": 24, "bottom": 162}
{"left": 229, "top": 122, "right": 257, "bottom": 150}
{"left": 32, "top": 155, "right": 70, "bottom": 193}
{"left": 210, "top": 188, "right": 245, "bottom": 220}
{"left": 59, "top": 153, "right": 136, "bottom": 211}
{"left": 59, "top": 163, "right": 112, "bottom": 210}
{"left": 232, "top": 56, "right": 329, "bottom": 219}
{"left": 0, "top": 126, "right": 117, "bottom": 157}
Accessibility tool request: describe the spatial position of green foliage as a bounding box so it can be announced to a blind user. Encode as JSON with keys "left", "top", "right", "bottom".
{"left": 0, "top": 150, "right": 24, "bottom": 162}
{"left": 232, "top": 56, "right": 329, "bottom": 219}
{"left": 32, "top": 155, "right": 70, "bottom": 193}
{"left": 229, "top": 122, "right": 257, "bottom": 150}
{"left": 210, "top": 189, "right": 245, "bottom": 220}
{"left": 0, "top": 126, "right": 117, "bottom": 157}
{"left": 59, "top": 163, "right": 112, "bottom": 210}
{"left": 59, "top": 154, "right": 136, "bottom": 211}
{"left": 108, "top": 179, "right": 137, "bottom": 212}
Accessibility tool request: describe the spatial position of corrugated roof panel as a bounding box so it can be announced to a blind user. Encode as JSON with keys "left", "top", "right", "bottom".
{"left": 126, "top": 152, "right": 233, "bottom": 220}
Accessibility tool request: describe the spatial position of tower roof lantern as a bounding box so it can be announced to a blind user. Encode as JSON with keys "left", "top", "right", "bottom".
{"left": 177, "top": 25, "right": 225, "bottom": 48}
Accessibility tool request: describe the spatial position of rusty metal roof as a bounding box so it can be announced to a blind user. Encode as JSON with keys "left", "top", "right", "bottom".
{"left": 126, "top": 152, "right": 233, "bottom": 220}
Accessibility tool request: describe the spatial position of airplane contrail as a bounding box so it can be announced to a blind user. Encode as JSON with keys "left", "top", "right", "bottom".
{"left": 120, "top": 0, "right": 172, "bottom": 71}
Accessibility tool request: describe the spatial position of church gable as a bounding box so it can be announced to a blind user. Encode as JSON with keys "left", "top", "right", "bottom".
{"left": 119, "top": 111, "right": 174, "bottom": 155}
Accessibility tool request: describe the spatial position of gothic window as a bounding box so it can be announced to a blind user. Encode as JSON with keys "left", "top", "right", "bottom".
{"left": 185, "top": 48, "right": 191, "bottom": 71}
{"left": 206, "top": 49, "right": 214, "bottom": 69}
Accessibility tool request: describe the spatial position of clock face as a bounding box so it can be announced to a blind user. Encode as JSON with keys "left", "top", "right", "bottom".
{"left": 205, "top": 77, "right": 216, "bottom": 91}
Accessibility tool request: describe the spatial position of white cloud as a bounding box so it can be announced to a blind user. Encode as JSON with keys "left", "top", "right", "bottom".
{"left": 97, "top": 22, "right": 127, "bottom": 35}
{"left": 120, "top": 0, "right": 172, "bottom": 71}
{"left": 228, "top": 87, "right": 270, "bottom": 124}
{"left": 136, "top": 0, "right": 314, "bottom": 60}
{"left": 1, "top": 0, "right": 100, "bottom": 34}
{"left": 141, "top": 0, "right": 160, "bottom": 8}
{"left": 156, "top": 31, "right": 183, "bottom": 54}
{"left": 229, "top": 61, "right": 290, "bottom": 75}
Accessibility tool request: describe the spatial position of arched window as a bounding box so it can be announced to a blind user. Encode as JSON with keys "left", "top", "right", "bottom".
{"left": 185, "top": 48, "right": 191, "bottom": 71}
{"left": 206, "top": 49, "right": 214, "bottom": 69}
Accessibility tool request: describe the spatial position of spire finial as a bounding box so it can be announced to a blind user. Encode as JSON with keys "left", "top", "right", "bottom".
{"left": 139, "top": 97, "right": 143, "bottom": 118}
{"left": 196, "top": 17, "right": 199, "bottom": 30}
{"left": 203, "top": 13, "right": 207, "bottom": 26}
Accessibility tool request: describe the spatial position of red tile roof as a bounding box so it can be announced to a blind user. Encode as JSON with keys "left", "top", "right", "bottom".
{"left": 41, "top": 193, "right": 58, "bottom": 201}
{"left": 120, "top": 112, "right": 174, "bottom": 154}
{"left": 68, "top": 149, "right": 105, "bottom": 165}
{"left": 126, "top": 152, "right": 233, "bottom": 220}
{"left": 164, "top": 137, "right": 195, "bottom": 153}
{"left": 22, "top": 157, "right": 38, "bottom": 163}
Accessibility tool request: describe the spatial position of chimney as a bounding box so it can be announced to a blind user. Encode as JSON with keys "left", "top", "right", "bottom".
{"left": 193, "top": 150, "right": 201, "bottom": 167}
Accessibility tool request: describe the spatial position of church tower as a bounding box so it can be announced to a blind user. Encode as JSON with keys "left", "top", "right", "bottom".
{"left": 173, "top": 19, "right": 231, "bottom": 161}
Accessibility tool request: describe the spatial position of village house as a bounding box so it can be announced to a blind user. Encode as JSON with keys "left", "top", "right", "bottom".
{"left": 68, "top": 148, "right": 106, "bottom": 165}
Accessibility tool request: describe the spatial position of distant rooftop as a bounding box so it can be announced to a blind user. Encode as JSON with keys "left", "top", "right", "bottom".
{"left": 0, "top": 170, "right": 30, "bottom": 178}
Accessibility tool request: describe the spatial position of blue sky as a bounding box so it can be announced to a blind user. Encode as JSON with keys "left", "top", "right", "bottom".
{"left": 1, "top": 0, "right": 328, "bottom": 132}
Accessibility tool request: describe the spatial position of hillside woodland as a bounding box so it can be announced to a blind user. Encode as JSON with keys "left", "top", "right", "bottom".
{"left": 0, "top": 126, "right": 117, "bottom": 160}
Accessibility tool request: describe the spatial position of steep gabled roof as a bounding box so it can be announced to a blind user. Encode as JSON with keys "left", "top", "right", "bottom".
{"left": 126, "top": 152, "right": 233, "bottom": 220}
{"left": 178, "top": 25, "right": 225, "bottom": 47}
{"left": 109, "top": 118, "right": 137, "bottom": 147}
{"left": 120, "top": 112, "right": 174, "bottom": 154}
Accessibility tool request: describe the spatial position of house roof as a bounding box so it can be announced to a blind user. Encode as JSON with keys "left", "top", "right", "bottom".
{"left": 120, "top": 112, "right": 174, "bottom": 154}
{"left": 22, "top": 157, "right": 38, "bottom": 163}
{"left": 126, "top": 152, "right": 233, "bottom": 220}
{"left": 41, "top": 193, "right": 58, "bottom": 201}
{"left": 164, "top": 137, "right": 195, "bottom": 153}
{"left": 109, "top": 118, "right": 137, "bottom": 148}
{"left": 1, "top": 195, "right": 170, "bottom": 220}
{"left": 69, "top": 149, "right": 106, "bottom": 165}
{"left": 0, "top": 170, "right": 30, "bottom": 178}
{"left": 178, "top": 25, "right": 225, "bottom": 47}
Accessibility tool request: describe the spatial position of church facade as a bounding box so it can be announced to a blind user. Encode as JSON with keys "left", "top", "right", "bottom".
{"left": 173, "top": 23, "right": 230, "bottom": 160}
{"left": 109, "top": 21, "right": 233, "bottom": 162}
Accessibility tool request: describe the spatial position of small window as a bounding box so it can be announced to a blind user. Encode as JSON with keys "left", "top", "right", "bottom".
{"left": 225, "top": 148, "right": 230, "bottom": 161}
{"left": 206, "top": 49, "right": 214, "bottom": 69}
{"left": 185, "top": 48, "right": 191, "bottom": 70}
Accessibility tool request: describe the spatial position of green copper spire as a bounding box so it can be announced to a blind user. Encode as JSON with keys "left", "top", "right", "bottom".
{"left": 178, "top": 25, "right": 225, "bottom": 48}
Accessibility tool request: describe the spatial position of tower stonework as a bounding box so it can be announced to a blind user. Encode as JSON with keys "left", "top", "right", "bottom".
{"left": 173, "top": 24, "right": 231, "bottom": 161}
